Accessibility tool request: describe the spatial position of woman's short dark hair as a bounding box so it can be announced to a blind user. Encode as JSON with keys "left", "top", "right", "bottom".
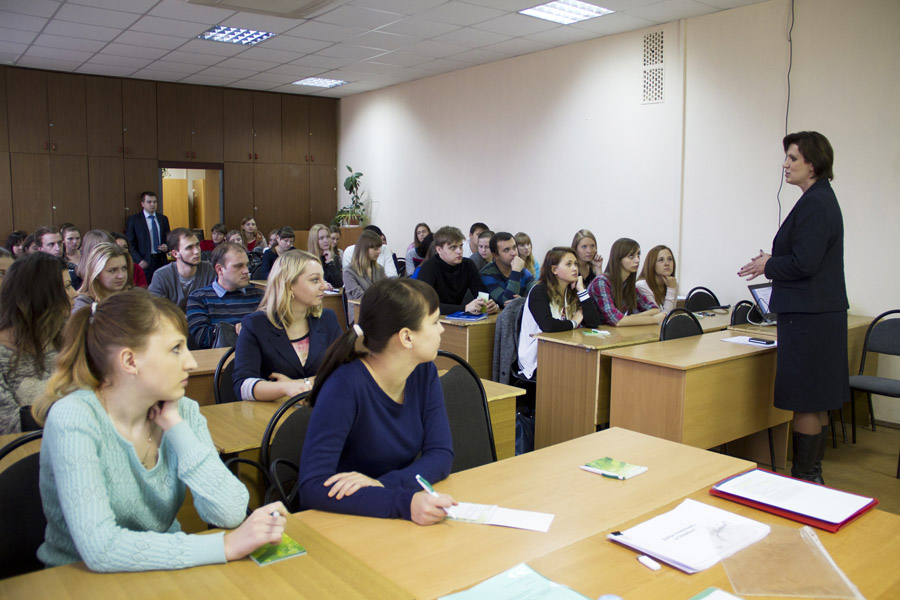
{"left": 6, "top": 230, "right": 26, "bottom": 253}
{"left": 783, "top": 131, "right": 834, "bottom": 181}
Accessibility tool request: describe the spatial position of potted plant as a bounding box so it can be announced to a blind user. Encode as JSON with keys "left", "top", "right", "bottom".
{"left": 331, "top": 166, "right": 369, "bottom": 227}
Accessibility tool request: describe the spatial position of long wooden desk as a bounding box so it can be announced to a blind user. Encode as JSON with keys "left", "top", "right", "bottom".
{"left": 0, "top": 514, "right": 412, "bottom": 599}
{"left": 605, "top": 329, "right": 790, "bottom": 466}
{"left": 185, "top": 347, "right": 231, "bottom": 407}
{"left": 298, "top": 427, "right": 754, "bottom": 600}
{"left": 438, "top": 313, "right": 498, "bottom": 380}
{"left": 533, "top": 310, "right": 732, "bottom": 449}
{"left": 529, "top": 487, "right": 900, "bottom": 600}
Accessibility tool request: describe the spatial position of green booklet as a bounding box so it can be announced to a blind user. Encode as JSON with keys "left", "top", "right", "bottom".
{"left": 250, "top": 534, "right": 307, "bottom": 566}
{"left": 580, "top": 457, "right": 648, "bottom": 480}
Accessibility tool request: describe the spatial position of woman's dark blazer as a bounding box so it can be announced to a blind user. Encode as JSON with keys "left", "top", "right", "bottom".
{"left": 764, "top": 178, "right": 848, "bottom": 314}
{"left": 232, "top": 308, "right": 342, "bottom": 400}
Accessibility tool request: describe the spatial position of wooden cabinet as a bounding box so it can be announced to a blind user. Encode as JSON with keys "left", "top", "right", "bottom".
{"left": 86, "top": 77, "right": 123, "bottom": 157}
{"left": 7, "top": 70, "right": 87, "bottom": 155}
{"left": 0, "top": 153, "right": 12, "bottom": 241}
{"left": 9, "top": 153, "right": 89, "bottom": 231}
{"left": 224, "top": 162, "right": 310, "bottom": 231}
{"left": 0, "top": 68, "right": 8, "bottom": 153}
{"left": 157, "top": 83, "right": 222, "bottom": 162}
{"left": 224, "top": 90, "right": 281, "bottom": 163}
{"left": 88, "top": 157, "right": 126, "bottom": 233}
{"left": 309, "top": 165, "right": 337, "bottom": 226}
{"left": 223, "top": 162, "right": 254, "bottom": 228}
{"left": 47, "top": 73, "right": 87, "bottom": 155}
{"left": 124, "top": 159, "right": 159, "bottom": 225}
{"left": 50, "top": 154, "right": 90, "bottom": 227}
{"left": 282, "top": 96, "right": 337, "bottom": 166}
{"left": 122, "top": 79, "right": 157, "bottom": 159}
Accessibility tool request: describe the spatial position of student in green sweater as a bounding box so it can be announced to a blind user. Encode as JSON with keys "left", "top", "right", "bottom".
{"left": 33, "top": 289, "right": 286, "bottom": 572}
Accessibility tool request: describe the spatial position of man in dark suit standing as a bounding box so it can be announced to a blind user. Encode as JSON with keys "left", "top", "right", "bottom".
{"left": 125, "top": 191, "right": 170, "bottom": 283}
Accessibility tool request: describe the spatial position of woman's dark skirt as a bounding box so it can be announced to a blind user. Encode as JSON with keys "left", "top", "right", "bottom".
{"left": 774, "top": 311, "right": 849, "bottom": 412}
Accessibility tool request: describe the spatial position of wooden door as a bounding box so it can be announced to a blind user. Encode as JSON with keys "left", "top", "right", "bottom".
{"left": 190, "top": 85, "right": 222, "bottom": 162}
{"left": 253, "top": 163, "right": 280, "bottom": 229}
{"left": 253, "top": 92, "right": 281, "bottom": 163}
{"left": 122, "top": 79, "right": 157, "bottom": 159}
{"left": 308, "top": 97, "right": 337, "bottom": 166}
{"left": 309, "top": 164, "right": 337, "bottom": 226}
{"left": 283, "top": 163, "right": 309, "bottom": 230}
{"left": 10, "top": 153, "right": 52, "bottom": 231}
{"left": 6, "top": 69, "right": 49, "bottom": 154}
{"left": 88, "top": 156, "right": 126, "bottom": 232}
{"left": 50, "top": 154, "right": 90, "bottom": 227}
{"left": 123, "top": 159, "right": 158, "bottom": 231}
{"left": 223, "top": 162, "right": 254, "bottom": 229}
{"left": 281, "top": 95, "right": 309, "bottom": 164}
{"left": 47, "top": 73, "right": 87, "bottom": 156}
{"left": 157, "top": 83, "right": 192, "bottom": 161}
{"left": 85, "top": 76, "right": 123, "bottom": 157}
{"left": 0, "top": 68, "right": 8, "bottom": 153}
{"left": 0, "top": 153, "right": 12, "bottom": 240}
{"left": 223, "top": 89, "right": 253, "bottom": 163}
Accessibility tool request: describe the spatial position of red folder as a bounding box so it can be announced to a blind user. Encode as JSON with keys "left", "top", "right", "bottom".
{"left": 709, "top": 468, "right": 879, "bottom": 533}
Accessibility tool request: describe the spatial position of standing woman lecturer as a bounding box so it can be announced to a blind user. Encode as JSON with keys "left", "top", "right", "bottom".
{"left": 738, "top": 131, "right": 848, "bottom": 484}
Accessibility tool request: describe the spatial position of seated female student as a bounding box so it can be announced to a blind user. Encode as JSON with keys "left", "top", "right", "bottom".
{"left": 405, "top": 223, "right": 431, "bottom": 276}
{"left": 298, "top": 278, "right": 456, "bottom": 524}
{"left": 407, "top": 232, "right": 433, "bottom": 277}
{"left": 571, "top": 229, "right": 604, "bottom": 286}
{"left": 33, "top": 289, "right": 285, "bottom": 572}
{"left": 233, "top": 250, "right": 342, "bottom": 402}
{"left": 225, "top": 230, "right": 245, "bottom": 247}
{"left": 75, "top": 229, "right": 116, "bottom": 286}
{"left": 328, "top": 224, "right": 344, "bottom": 265}
{"left": 112, "top": 232, "right": 147, "bottom": 288}
{"left": 518, "top": 247, "right": 602, "bottom": 380}
{"left": 60, "top": 224, "right": 82, "bottom": 286}
{"left": 6, "top": 230, "right": 27, "bottom": 258}
{"left": 587, "top": 238, "right": 665, "bottom": 327}
{"left": 241, "top": 216, "right": 265, "bottom": 252}
{"left": 0, "top": 253, "right": 69, "bottom": 434}
{"left": 514, "top": 231, "right": 540, "bottom": 277}
{"left": 307, "top": 223, "right": 343, "bottom": 289}
{"left": 343, "top": 230, "right": 387, "bottom": 323}
{"left": 637, "top": 245, "right": 678, "bottom": 314}
{"left": 71, "top": 242, "right": 132, "bottom": 315}
{"left": 470, "top": 230, "right": 493, "bottom": 272}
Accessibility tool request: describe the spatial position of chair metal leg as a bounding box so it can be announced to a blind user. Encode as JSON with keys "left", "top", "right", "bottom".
{"left": 851, "top": 391, "right": 857, "bottom": 444}
{"left": 828, "top": 411, "right": 837, "bottom": 449}
{"left": 767, "top": 427, "right": 777, "bottom": 472}
{"left": 838, "top": 408, "right": 847, "bottom": 444}
{"left": 867, "top": 392, "right": 876, "bottom": 432}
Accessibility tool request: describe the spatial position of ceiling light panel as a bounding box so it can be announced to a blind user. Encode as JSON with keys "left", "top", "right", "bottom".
{"left": 292, "top": 76, "right": 347, "bottom": 88}
{"left": 198, "top": 25, "right": 277, "bottom": 45}
{"left": 520, "top": 1, "right": 613, "bottom": 25}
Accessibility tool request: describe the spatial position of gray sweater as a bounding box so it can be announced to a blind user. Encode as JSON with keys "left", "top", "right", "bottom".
{"left": 148, "top": 261, "right": 216, "bottom": 310}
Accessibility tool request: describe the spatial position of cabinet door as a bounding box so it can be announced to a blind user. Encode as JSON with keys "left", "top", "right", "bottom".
{"left": 308, "top": 97, "right": 337, "bottom": 166}
{"left": 191, "top": 85, "right": 222, "bottom": 162}
{"left": 7, "top": 69, "right": 49, "bottom": 154}
{"left": 223, "top": 162, "right": 254, "bottom": 229}
{"left": 157, "top": 83, "right": 192, "bottom": 161}
{"left": 123, "top": 79, "right": 157, "bottom": 159}
{"left": 280, "top": 163, "right": 309, "bottom": 230}
{"left": 10, "top": 153, "right": 52, "bottom": 231}
{"left": 253, "top": 92, "right": 281, "bottom": 163}
{"left": 281, "top": 95, "right": 309, "bottom": 164}
{"left": 86, "top": 76, "right": 123, "bottom": 157}
{"left": 124, "top": 159, "right": 158, "bottom": 231}
{"left": 47, "top": 73, "right": 87, "bottom": 156}
{"left": 89, "top": 156, "right": 126, "bottom": 233}
{"left": 0, "top": 68, "right": 8, "bottom": 153}
{"left": 0, "top": 153, "right": 12, "bottom": 240}
{"left": 223, "top": 89, "right": 253, "bottom": 163}
{"left": 50, "top": 154, "right": 90, "bottom": 227}
{"left": 309, "top": 165, "right": 337, "bottom": 226}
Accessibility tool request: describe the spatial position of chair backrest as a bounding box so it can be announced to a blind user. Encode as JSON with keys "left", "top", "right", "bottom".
{"left": 731, "top": 300, "right": 754, "bottom": 326}
{"left": 858, "top": 309, "right": 900, "bottom": 374}
{"left": 438, "top": 350, "right": 496, "bottom": 473}
{"left": 0, "top": 431, "right": 46, "bottom": 579}
{"left": 685, "top": 286, "right": 720, "bottom": 312}
{"left": 660, "top": 308, "right": 703, "bottom": 341}
{"left": 213, "top": 346, "right": 239, "bottom": 404}
{"left": 261, "top": 392, "right": 311, "bottom": 511}
{"left": 491, "top": 296, "right": 526, "bottom": 385}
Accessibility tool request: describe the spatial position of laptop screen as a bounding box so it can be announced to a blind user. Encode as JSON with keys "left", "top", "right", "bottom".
{"left": 748, "top": 282, "right": 774, "bottom": 318}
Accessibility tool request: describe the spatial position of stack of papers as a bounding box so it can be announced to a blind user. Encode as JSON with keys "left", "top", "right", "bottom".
{"left": 607, "top": 499, "right": 770, "bottom": 573}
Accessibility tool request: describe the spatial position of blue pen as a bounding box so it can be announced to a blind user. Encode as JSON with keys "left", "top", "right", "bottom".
{"left": 415, "top": 474, "right": 456, "bottom": 518}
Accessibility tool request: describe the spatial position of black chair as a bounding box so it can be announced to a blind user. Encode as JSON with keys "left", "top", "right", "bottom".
{"left": 685, "top": 286, "right": 721, "bottom": 312}
{"left": 225, "top": 392, "right": 312, "bottom": 511}
{"left": 659, "top": 308, "right": 703, "bottom": 341}
{"left": 0, "top": 431, "right": 45, "bottom": 579}
{"left": 731, "top": 300, "right": 754, "bottom": 326}
{"left": 848, "top": 311, "right": 900, "bottom": 471}
{"left": 437, "top": 350, "right": 497, "bottom": 473}
{"left": 213, "top": 346, "right": 239, "bottom": 404}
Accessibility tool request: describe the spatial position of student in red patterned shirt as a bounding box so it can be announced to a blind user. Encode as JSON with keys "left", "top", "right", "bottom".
{"left": 587, "top": 238, "right": 665, "bottom": 327}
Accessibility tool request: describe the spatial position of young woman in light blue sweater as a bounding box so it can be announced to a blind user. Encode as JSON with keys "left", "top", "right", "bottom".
{"left": 33, "top": 289, "right": 286, "bottom": 572}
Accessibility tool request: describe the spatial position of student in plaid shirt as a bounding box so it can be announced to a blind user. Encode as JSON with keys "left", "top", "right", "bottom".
{"left": 587, "top": 238, "right": 665, "bottom": 327}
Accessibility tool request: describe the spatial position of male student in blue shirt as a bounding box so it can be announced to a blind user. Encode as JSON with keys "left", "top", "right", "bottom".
{"left": 480, "top": 231, "right": 536, "bottom": 308}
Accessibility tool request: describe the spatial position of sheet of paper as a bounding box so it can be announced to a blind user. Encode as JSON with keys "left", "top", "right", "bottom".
{"left": 438, "top": 563, "right": 590, "bottom": 600}
{"left": 721, "top": 335, "right": 777, "bottom": 347}
{"left": 714, "top": 469, "right": 873, "bottom": 524}
{"left": 448, "top": 502, "right": 554, "bottom": 532}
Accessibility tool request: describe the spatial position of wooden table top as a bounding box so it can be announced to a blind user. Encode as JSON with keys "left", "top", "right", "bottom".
{"left": 0, "top": 515, "right": 412, "bottom": 599}
{"left": 729, "top": 313, "right": 873, "bottom": 338}
{"left": 191, "top": 347, "right": 231, "bottom": 377}
{"left": 602, "top": 328, "right": 777, "bottom": 370}
{"left": 533, "top": 309, "right": 732, "bottom": 350}
{"left": 481, "top": 378, "right": 527, "bottom": 401}
{"left": 298, "top": 427, "right": 754, "bottom": 600}
{"left": 200, "top": 400, "right": 285, "bottom": 455}
{"left": 527, "top": 487, "right": 900, "bottom": 600}
{"left": 440, "top": 312, "right": 499, "bottom": 328}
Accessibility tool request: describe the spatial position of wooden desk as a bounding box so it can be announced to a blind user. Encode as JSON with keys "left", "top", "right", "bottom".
{"left": 605, "top": 328, "right": 790, "bottom": 465}
{"left": 438, "top": 313, "right": 498, "bottom": 380}
{"left": 185, "top": 347, "right": 231, "bottom": 407}
{"left": 299, "top": 427, "right": 754, "bottom": 600}
{"left": 0, "top": 516, "right": 412, "bottom": 600}
{"left": 528, "top": 488, "right": 900, "bottom": 600}
{"left": 481, "top": 379, "right": 525, "bottom": 460}
{"left": 533, "top": 310, "right": 732, "bottom": 449}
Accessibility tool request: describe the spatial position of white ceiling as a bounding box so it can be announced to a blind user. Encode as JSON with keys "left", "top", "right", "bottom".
{"left": 0, "top": 0, "right": 767, "bottom": 98}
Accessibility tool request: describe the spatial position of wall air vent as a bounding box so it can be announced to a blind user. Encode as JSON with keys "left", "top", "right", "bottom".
{"left": 642, "top": 30, "right": 664, "bottom": 104}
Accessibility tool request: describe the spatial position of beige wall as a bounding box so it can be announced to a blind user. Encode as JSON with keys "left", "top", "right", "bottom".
{"left": 339, "top": 0, "right": 900, "bottom": 421}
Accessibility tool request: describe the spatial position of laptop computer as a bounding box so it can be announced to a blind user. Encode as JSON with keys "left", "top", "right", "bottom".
{"left": 748, "top": 282, "right": 776, "bottom": 325}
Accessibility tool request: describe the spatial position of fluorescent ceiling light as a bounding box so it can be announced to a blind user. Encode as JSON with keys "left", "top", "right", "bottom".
{"left": 198, "top": 26, "right": 276, "bottom": 46}
{"left": 292, "top": 77, "right": 347, "bottom": 88}
{"left": 520, "top": 1, "right": 614, "bottom": 25}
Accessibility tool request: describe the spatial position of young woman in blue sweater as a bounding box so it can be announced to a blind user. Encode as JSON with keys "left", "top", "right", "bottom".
{"left": 33, "top": 289, "right": 286, "bottom": 572}
{"left": 299, "top": 278, "right": 456, "bottom": 525}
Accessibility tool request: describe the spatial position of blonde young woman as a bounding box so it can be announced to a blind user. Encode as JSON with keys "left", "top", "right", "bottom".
{"left": 71, "top": 243, "right": 132, "bottom": 315}
{"left": 571, "top": 229, "right": 604, "bottom": 286}
{"left": 232, "top": 250, "right": 342, "bottom": 402}
{"left": 343, "top": 230, "right": 387, "bottom": 323}
{"left": 34, "top": 289, "right": 285, "bottom": 572}
{"left": 514, "top": 232, "right": 540, "bottom": 277}
{"left": 307, "top": 223, "right": 343, "bottom": 289}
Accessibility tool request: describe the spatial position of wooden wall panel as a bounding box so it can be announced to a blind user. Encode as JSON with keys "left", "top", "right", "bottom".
{"left": 7, "top": 69, "right": 48, "bottom": 154}
{"left": 88, "top": 156, "right": 126, "bottom": 233}
{"left": 10, "top": 153, "right": 51, "bottom": 232}
{"left": 50, "top": 154, "right": 90, "bottom": 228}
{"left": 0, "top": 153, "right": 12, "bottom": 241}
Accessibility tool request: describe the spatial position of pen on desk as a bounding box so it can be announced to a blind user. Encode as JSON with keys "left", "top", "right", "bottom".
{"left": 638, "top": 555, "right": 661, "bottom": 571}
{"left": 415, "top": 474, "right": 456, "bottom": 518}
